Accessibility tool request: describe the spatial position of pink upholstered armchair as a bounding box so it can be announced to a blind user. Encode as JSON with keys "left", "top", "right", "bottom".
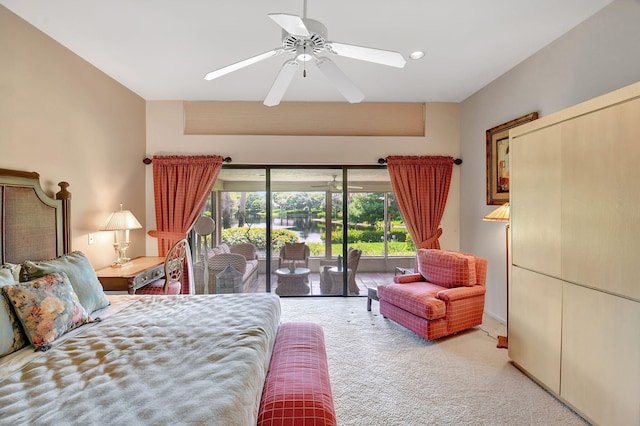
{"left": 377, "top": 249, "right": 487, "bottom": 340}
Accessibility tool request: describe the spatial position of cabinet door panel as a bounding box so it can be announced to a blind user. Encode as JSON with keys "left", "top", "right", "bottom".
{"left": 561, "top": 98, "right": 640, "bottom": 300}
{"left": 510, "top": 126, "right": 561, "bottom": 278}
{"left": 562, "top": 284, "right": 640, "bottom": 426}
{"left": 509, "top": 267, "right": 562, "bottom": 393}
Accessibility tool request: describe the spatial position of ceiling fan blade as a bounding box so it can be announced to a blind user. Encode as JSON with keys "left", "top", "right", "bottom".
{"left": 263, "top": 60, "right": 299, "bottom": 107}
{"left": 268, "top": 13, "right": 310, "bottom": 37}
{"left": 315, "top": 57, "right": 365, "bottom": 104}
{"left": 204, "top": 48, "right": 283, "bottom": 80}
{"left": 327, "top": 42, "right": 406, "bottom": 68}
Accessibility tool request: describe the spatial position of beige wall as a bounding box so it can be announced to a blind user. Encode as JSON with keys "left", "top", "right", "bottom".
{"left": 144, "top": 101, "right": 461, "bottom": 255}
{"left": 460, "top": 0, "right": 640, "bottom": 322}
{"left": 0, "top": 6, "right": 147, "bottom": 269}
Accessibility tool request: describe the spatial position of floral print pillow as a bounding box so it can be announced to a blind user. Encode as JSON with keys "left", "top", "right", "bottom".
{"left": 2, "top": 272, "right": 91, "bottom": 351}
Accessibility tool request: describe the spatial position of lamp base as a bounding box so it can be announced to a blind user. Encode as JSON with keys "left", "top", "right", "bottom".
{"left": 497, "top": 335, "right": 508, "bottom": 349}
{"left": 112, "top": 242, "right": 132, "bottom": 267}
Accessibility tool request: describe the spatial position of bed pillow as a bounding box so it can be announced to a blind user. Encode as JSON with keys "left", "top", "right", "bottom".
{"left": 417, "top": 249, "right": 477, "bottom": 288}
{"left": 2, "top": 263, "right": 23, "bottom": 282}
{"left": 22, "top": 251, "right": 109, "bottom": 314}
{"left": 0, "top": 269, "right": 28, "bottom": 357}
{"left": 2, "top": 272, "right": 91, "bottom": 351}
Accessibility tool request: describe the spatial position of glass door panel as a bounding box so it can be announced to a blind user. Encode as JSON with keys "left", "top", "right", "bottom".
{"left": 214, "top": 168, "right": 267, "bottom": 293}
{"left": 270, "top": 168, "right": 342, "bottom": 296}
{"left": 216, "top": 168, "right": 267, "bottom": 252}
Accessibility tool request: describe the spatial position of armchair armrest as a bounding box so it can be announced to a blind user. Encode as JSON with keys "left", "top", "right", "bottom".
{"left": 437, "top": 285, "right": 486, "bottom": 302}
{"left": 393, "top": 273, "right": 424, "bottom": 284}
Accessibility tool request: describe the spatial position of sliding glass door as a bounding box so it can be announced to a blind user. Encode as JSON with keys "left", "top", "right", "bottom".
{"left": 193, "top": 166, "right": 413, "bottom": 296}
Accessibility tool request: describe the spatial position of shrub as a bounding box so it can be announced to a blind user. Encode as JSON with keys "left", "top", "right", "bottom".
{"left": 220, "top": 227, "right": 298, "bottom": 252}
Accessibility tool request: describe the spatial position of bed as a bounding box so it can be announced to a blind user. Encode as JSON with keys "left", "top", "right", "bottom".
{"left": 0, "top": 169, "right": 283, "bottom": 425}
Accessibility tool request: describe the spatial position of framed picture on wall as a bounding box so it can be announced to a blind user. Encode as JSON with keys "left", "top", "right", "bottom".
{"left": 486, "top": 112, "right": 538, "bottom": 205}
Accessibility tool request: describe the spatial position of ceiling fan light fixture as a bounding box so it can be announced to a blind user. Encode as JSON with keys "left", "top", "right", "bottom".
{"left": 409, "top": 50, "right": 425, "bottom": 60}
{"left": 296, "top": 45, "right": 314, "bottom": 62}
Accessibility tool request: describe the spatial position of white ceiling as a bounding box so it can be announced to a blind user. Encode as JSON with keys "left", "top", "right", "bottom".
{"left": 2, "top": 0, "right": 613, "bottom": 103}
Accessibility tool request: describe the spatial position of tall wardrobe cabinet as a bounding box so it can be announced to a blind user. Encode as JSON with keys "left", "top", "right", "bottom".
{"left": 509, "top": 81, "right": 640, "bottom": 426}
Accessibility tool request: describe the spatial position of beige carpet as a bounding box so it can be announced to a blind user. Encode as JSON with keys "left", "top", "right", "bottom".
{"left": 279, "top": 297, "right": 589, "bottom": 426}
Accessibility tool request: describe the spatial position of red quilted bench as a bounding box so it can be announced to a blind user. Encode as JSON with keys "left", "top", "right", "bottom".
{"left": 257, "top": 322, "right": 336, "bottom": 426}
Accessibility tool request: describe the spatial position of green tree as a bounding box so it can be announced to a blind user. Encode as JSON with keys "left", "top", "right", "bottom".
{"left": 349, "top": 193, "right": 384, "bottom": 225}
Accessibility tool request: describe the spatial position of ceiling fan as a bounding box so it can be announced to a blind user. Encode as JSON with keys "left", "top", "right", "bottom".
{"left": 203, "top": 0, "right": 406, "bottom": 107}
{"left": 311, "top": 175, "right": 363, "bottom": 191}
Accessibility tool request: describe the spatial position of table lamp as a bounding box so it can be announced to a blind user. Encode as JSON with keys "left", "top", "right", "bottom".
{"left": 101, "top": 204, "right": 142, "bottom": 266}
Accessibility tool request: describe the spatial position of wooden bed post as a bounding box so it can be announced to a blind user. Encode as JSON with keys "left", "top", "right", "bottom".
{"left": 56, "top": 181, "right": 72, "bottom": 253}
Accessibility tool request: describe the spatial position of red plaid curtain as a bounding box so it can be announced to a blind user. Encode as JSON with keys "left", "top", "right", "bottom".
{"left": 386, "top": 156, "right": 454, "bottom": 249}
{"left": 148, "top": 155, "right": 223, "bottom": 293}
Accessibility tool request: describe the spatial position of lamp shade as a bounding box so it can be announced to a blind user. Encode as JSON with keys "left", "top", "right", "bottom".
{"left": 101, "top": 204, "right": 142, "bottom": 231}
{"left": 483, "top": 203, "right": 510, "bottom": 222}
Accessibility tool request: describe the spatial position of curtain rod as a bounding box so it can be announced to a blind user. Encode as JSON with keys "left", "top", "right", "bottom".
{"left": 143, "top": 157, "right": 461, "bottom": 166}
{"left": 143, "top": 157, "right": 232, "bottom": 165}
{"left": 377, "top": 158, "right": 463, "bottom": 165}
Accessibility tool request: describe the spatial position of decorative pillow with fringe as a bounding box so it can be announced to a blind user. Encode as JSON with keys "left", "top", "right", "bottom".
{"left": 2, "top": 272, "right": 91, "bottom": 351}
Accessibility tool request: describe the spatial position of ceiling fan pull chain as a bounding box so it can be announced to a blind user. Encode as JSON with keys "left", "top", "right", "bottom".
{"left": 303, "top": 46, "right": 307, "bottom": 77}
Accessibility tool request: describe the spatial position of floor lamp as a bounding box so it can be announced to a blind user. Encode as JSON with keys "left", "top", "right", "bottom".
{"left": 483, "top": 202, "right": 510, "bottom": 349}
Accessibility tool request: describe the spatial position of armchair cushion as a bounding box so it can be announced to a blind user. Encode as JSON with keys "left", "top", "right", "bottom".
{"left": 230, "top": 243, "right": 257, "bottom": 261}
{"left": 281, "top": 243, "right": 307, "bottom": 260}
{"left": 207, "top": 253, "right": 247, "bottom": 274}
{"left": 377, "top": 282, "right": 446, "bottom": 320}
{"left": 212, "top": 243, "right": 230, "bottom": 255}
{"left": 417, "top": 249, "right": 477, "bottom": 288}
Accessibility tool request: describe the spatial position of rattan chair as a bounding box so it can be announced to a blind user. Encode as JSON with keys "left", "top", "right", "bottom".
{"left": 319, "top": 248, "right": 362, "bottom": 295}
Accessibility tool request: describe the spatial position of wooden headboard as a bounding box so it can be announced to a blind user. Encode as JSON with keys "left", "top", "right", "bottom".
{"left": 0, "top": 168, "right": 71, "bottom": 264}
